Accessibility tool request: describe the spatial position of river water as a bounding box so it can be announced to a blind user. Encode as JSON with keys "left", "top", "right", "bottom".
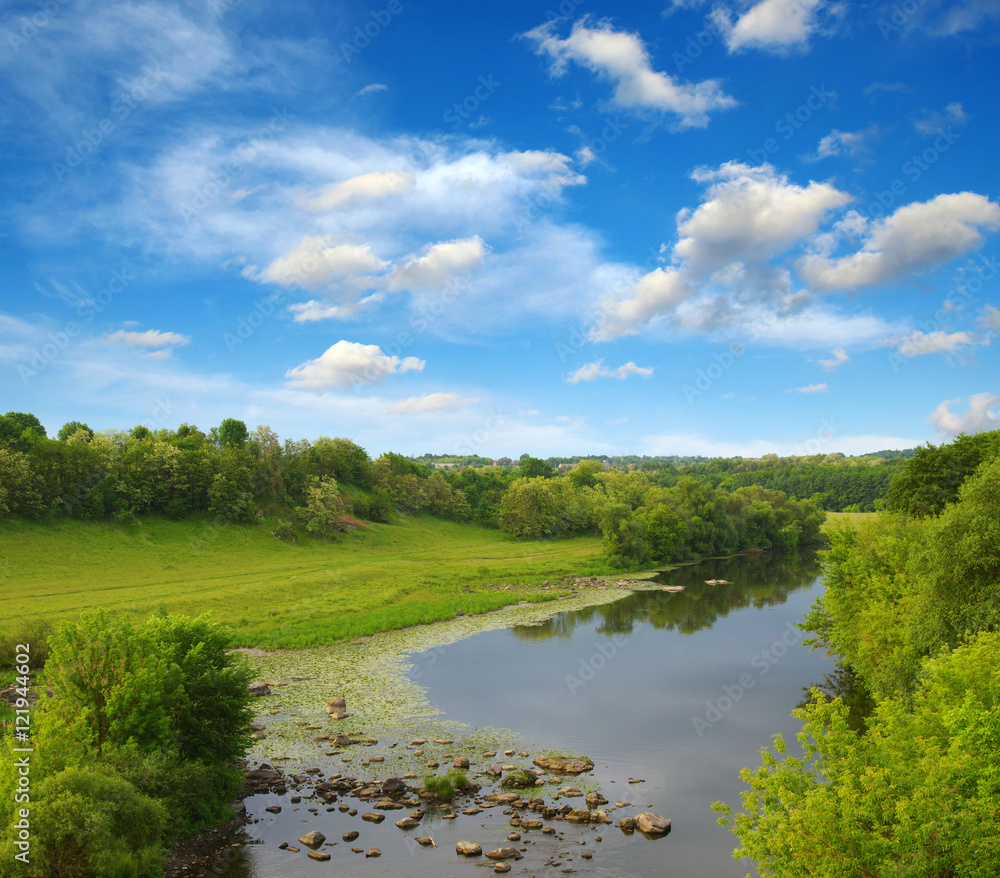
{"left": 233, "top": 550, "right": 834, "bottom": 878}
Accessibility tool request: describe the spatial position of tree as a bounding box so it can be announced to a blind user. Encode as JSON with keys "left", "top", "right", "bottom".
{"left": 714, "top": 631, "right": 1000, "bottom": 877}
{"left": 56, "top": 420, "right": 94, "bottom": 441}
{"left": 500, "top": 477, "right": 558, "bottom": 539}
{"left": 0, "top": 411, "right": 46, "bottom": 450}
{"left": 216, "top": 417, "right": 249, "bottom": 449}
{"left": 517, "top": 454, "right": 554, "bottom": 479}
{"left": 295, "top": 476, "right": 349, "bottom": 536}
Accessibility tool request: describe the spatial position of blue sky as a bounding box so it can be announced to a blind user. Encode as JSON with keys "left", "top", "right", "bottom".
{"left": 2, "top": 0, "right": 999, "bottom": 458}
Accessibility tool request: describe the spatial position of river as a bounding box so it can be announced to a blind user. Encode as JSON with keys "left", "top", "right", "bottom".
{"left": 230, "top": 549, "right": 834, "bottom": 878}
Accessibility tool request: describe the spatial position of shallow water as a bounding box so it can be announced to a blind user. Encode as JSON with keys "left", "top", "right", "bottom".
{"left": 230, "top": 550, "right": 833, "bottom": 878}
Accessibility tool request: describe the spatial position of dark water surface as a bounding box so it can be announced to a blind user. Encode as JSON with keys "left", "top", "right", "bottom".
{"left": 234, "top": 550, "right": 833, "bottom": 878}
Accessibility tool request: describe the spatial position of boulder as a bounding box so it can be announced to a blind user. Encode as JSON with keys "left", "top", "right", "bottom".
{"left": 495, "top": 864, "right": 511, "bottom": 873}
{"left": 298, "top": 831, "right": 325, "bottom": 848}
{"left": 362, "top": 812, "right": 385, "bottom": 824}
{"left": 453, "top": 756, "right": 470, "bottom": 769}
{"left": 365, "top": 848, "right": 380, "bottom": 858}
{"left": 485, "top": 847, "right": 521, "bottom": 860}
{"left": 415, "top": 836, "right": 436, "bottom": 846}
{"left": 558, "top": 787, "right": 583, "bottom": 797}
{"left": 396, "top": 817, "right": 420, "bottom": 829}
{"left": 326, "top": 696, "right": 348, "bottom": 719}
{"left": 565, "top": 809, "right": 592, "bottom": 824}
{"left": 532, "top": 755, "right": 593, "bottom": 775}
{"left": 456, "top": 841, "right": 482, "bottom": 857}
{"left": 382, "top": 777, "right": 407, "bottom": 795}
{"left": 635, "top": 812, "right": 671, "bottom": 836}
{"left": 306, "top": 851, "right": 331, "bottom": 861}
{"left": 247, "top": 681, "right": 271, "bottom": 697}
{"left": 586, "top": 791, "right": 608, "bottom": 808}
{"left": 619, "top": 816, "right": 635, "bottom": 832}
{"left": 343, "top": 831, "right": 359, "bottom": 842}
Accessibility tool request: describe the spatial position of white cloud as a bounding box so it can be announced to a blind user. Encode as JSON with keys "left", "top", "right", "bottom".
{"left": 567, "top": 359, "right": 654, "bottom": 383}
{"left": 979, "top": 305, "right": 1000, "bottom": 330}
{"left": 288, "top": 294, "right": 384, "bottom": 323}
{"left": 257, "top": 237, "right": 388, "bottom": 288}
{"left": 805, "top": 126, "right": 877, "bottom": 162}
{"left": 817, "top": 347, "right": 849, "bottom": 370}
{"left": 791, "top": 382, "right": 828, "bottom": 393}
{"left": 591, "top": 268, "right": 690, "bottom": 340}
{"left": 355, "top": 83, "right": 388, "bottom": 97}
{"left": 712, "top": 0, "right": 831, "bottom": 53}
{"left": 524, "top": 17, "right": 737, "bottom": 128}
{"left": 105, "top": 329, "right": 191, "bottom": 348}
{"left": 385, "top": 393, "right": 476, "bottom": 415}
{"left": 914, "top": 102, "right": 967, "bottom": 136}
{"left": 799, "top": 192, "right": 1000, "bottom": 290}
{"left": 928, "top": 392, "right": 1000, "bottom": 437}
{"left": 519, "top": 409, "right": 540, "bottom": 416}
{"left": 284, "top": 341, "right": 424, "bottom": 393}
{"left": 299, "top": 170, "right": 415, "bottom": 212}
{"left": 386, "top": 236, "right": 489, "bottom": 292}
{"left": 677, "top": 163, "right": 851, "bottom": 271}
{"left": 919, "top": 1, "right": 1000, "bottom": 36}
{"left": 639, "top": 430, "right": 923, "bottom": 458}
{"left": 892, "top": 330, "right": 976, "bottom": 358}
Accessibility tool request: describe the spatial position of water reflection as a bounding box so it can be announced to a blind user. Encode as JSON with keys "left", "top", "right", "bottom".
{"left": 510, "top": 549, "right": 823, "bottom": 641}
{"left": 799, "top": 662, "right": 877, "bottom": 732}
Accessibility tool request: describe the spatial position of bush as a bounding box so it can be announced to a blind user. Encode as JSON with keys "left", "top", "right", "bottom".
{"left": 0, "top": 618, "right": 53, "bottom": 669}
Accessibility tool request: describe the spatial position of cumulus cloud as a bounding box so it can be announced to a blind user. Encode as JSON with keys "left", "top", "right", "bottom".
{"left": 928, "top": 392, "right": 1000, "bottom": 436}
{"left": 567, "top": 359, "right": 654, "bottom": 383}
{"left": 712, "top": 0, "right": 832, "bottom": 53}
{"left": 257, "top": 237, "right": 388, "bottom": 288}
{"left": 524, "top": 17, "right": 737, "bottom": 128}
{"left": 284, "top": 341, "right": 424, "bottom": 392}
{"left": 791, "top": 382, "right": 828, "bottom": 393}
{"left": 676, "top": 163, "right": 851, "bottom": 271}
{"left": 799, "top": 192, "right": 1000, "bottom": 290}
{"left": 817, "top": 347, "right": 849, "bottom": 370}
{"left": 385, "top": 392, "right": 472, "bottom": 414}
{"left": 892, "top": 330, "right": 976, "bottom": 358}
{"left": 299, "top": 170, "right": 414, "bottom": 212}
{"left": 591, "top": 267, "right": 690, "bottom": 340}
{"left": 288, "top": 294, "right": 384, "bottom": 323}
{"left": 386, "top": 236, "right": 489, "bottom": 291}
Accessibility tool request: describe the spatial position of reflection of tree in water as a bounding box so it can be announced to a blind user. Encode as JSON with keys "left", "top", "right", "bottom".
{"left": 798, "top": 662, "right": 877, "bottom": 733}
{"left": 509, "top": 550, "right": 822, "bottom": 642}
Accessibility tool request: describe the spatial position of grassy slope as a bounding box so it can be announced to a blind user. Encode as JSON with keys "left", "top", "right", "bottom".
{"left": 0, "top": 516, "right": 610, "bottom": 648}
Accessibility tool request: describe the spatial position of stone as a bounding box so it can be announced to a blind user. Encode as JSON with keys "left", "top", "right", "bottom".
{"left": 365, "top": 848, "right": 381, "bottom": 858}
{"left": 264, "top": 805, "right": 281, "bottom": 814}
{"left": 396, "top": 817, "right": 420, "bottom": 829}
{"left": 306, "top": 851, "right": 330, "bottom": 861}
{"left": 635, "top": 812, "right": 671, "bottom": 836}
{"left": 533, "top": 755, "right": 593, "bottom": 775}
{"left": 485, "top": 846, "right": 521, "bottom": 860}
{"left": 565, "top": 809, "right": 592, "bottom": 824}
{"left": 522, "top": 819, "right": 543, "bottom": 830}
{"left": 247, "top": 681, "right": 271, "bottom": 697}
{"left": 507, "top": 833, "right": 521, "bottom": 841}
{"left": 559, "top": 787, "right": 583, "bottom": 797}
{"left": 585, "top": 791, "right": 608, "bottom": 808}
{"left": 362, "top": 812, "right": 385, "bottom": 824}
{"left": 495, "top": 864, "right": 511, "bottom": 873}
{"left": 456, "top": 841, "right": 482, "bottom": 857}
{"left": 619, "top": 816, "right": 636, "bottom": 832}
{"left": 298, "top": 831, "right": 325, "bottom": 848}
{"left": 331, "top": 734, "right": 352, "bottom": 746}
{"left": 416, "top": 836, "right": 436, "bottom": 846}
{"left": 592, "top": 810, "right": 612, "bottom": 824}
{"left": 454, "top": 756, "right": 470, "bottom": 769}
{"left": 343, "top": 831, "right": 359, "bottom": 842}
{"left": 382, "top": 777, "right": 406, "bottom": 794}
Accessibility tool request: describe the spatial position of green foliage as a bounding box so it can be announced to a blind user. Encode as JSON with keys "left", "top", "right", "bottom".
{"left": 517, "top": 455, "right": 554, "bottom": 479}
{"left": 715, "top": 631, "right": 1000, "bottom": 878}
{"left": 17, "top": 764, "right": 167, "bottom": 878}
{"left": 56, "top": 421, "right": 93, "bottom": 442}
{"left": 0, "top": 449, "right": 42, "bottom": 518}
{"left": 886, "top": 429, "right": 1000, "bottom": 517}
{"left": 294, "top": 475, "right": 349, "bottom": 536}
{"left": 208, "top": 446, "right": 255, "bottom": 522}
{"left": 421, "top": 769, "right": 471, "bottom": 800}
{"left": 0, "top": 618, "right": 53, "bottom": 669}
{"left": 0, "top": 412, "right": 47, "bottom": 451}
{"left": 500, "top": 477, "right": 558, "bottom": 539}
{"left": 216, "top": 418, "right": 249, "bottom": 449}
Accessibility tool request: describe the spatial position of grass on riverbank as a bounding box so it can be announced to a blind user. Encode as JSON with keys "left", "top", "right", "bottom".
{"left": 820, "top": 511, "right": 877, "bottom": 535}
{"left": 0, "top": 515, "right": 611, "bottom": 649}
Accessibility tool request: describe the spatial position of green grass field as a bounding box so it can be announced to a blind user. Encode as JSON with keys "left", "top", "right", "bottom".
{"left": 821, "top": 510, "right": 877, "bottom": 534}
{"left": 0, "top": 516, "right": 611, "bottom": 648}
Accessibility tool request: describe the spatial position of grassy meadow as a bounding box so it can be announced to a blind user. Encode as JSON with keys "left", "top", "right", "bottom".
{"left": 820, "top": 510, "right": 877, "bottom": 534}
{"left": 0, "top": 515, "right": 611, "bottom": 649}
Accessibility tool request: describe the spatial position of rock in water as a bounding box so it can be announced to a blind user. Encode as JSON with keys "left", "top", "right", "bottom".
{"left": 306, "top": 851, "right": 330, "bottom": 861}
{"left": 365, "top": 848, "right": 380, "bottom": 858}
{"left": 635, "top": 812, "right": 671, "bottom": 836}
{"left": 298, "top": 831, "right": 326, "bottom": 848}
{"left": 396, "top": 817, "right": 420, "bottom": 829}
{"left": 247, "top": 681, "right": 271, "bottom": 697}
{"left": 485, "top": 847, "right": 521, "bottom": 860}
{"left": 586, "top": 791, "right": 608, "bottom": 808}
{"left": 326, "top": 696, "right": 349, "bottom": 719}
{"left": 456, "top": 841, "right": 482, "bottom": 856}
{"left": 532, "top": 755, "right": 593, "bottom": 775}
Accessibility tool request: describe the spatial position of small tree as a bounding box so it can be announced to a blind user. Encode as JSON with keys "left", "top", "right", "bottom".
{"left": 217, "top": 417, "right": 249, "bottom": 449}
{"left": 296, "top": 476, "right": 349, "bottom": 535}
{"left": 57, "top": 421, "right": 94, "bottom": 442}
